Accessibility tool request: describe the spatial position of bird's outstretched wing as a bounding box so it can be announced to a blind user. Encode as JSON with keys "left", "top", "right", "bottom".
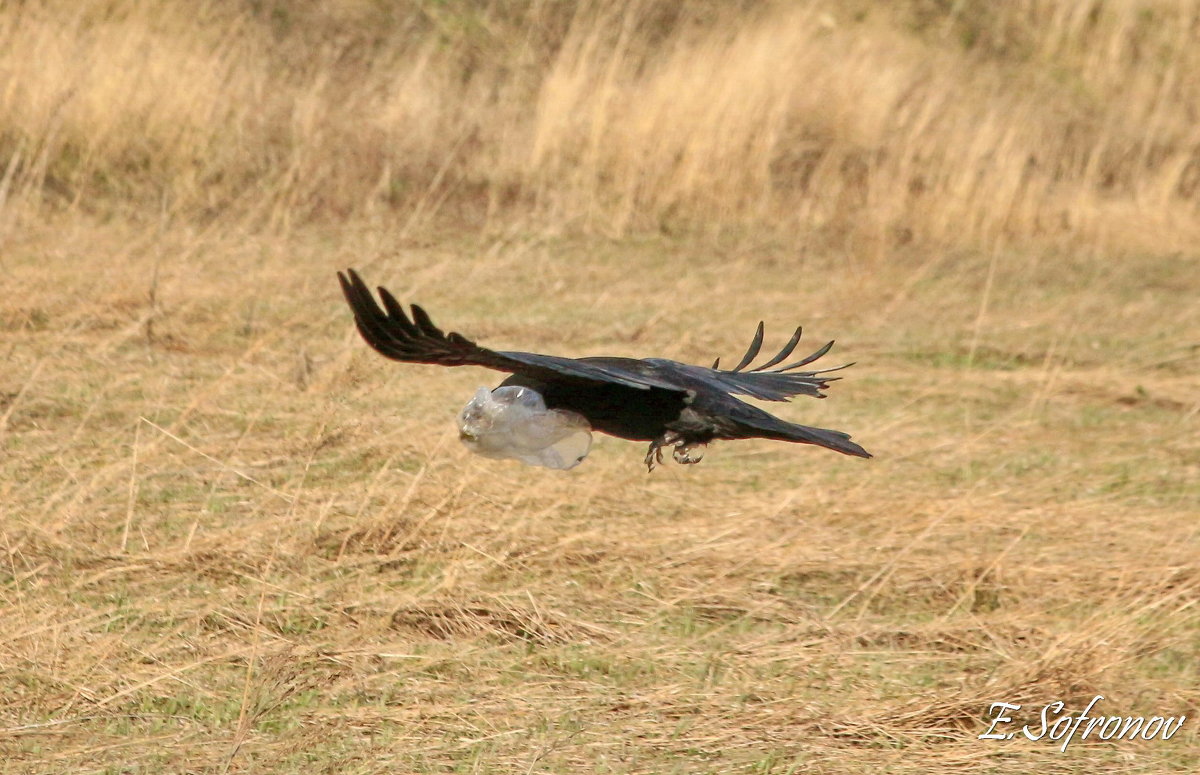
{"left": 338, "top": 269, "right": 686, "bottom": 393}
{"left": 686, "top": 322, "right": 852, "bottom": 402}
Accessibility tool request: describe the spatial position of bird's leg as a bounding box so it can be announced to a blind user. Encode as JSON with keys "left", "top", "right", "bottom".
{"left": 645, "top": 431, "right": 683, "bottom": 472}
{"left": 672, "top": 442, "right": 706, "bottom": 465}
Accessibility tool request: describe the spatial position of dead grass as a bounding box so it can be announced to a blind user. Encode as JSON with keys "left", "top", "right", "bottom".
{"left": 2, "top": 1, "right": 1200, "bottom": 250}
{"left": 1, "top": 218, "right": 1196, "bottom": 772}
{"left": 1, "top": 1, "right": 1199, "bottom": 773}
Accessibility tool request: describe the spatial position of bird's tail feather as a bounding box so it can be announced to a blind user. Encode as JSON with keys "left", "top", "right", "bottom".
{"left": 769, "top": 422, "right": 872, "bottom": 458}
{"left": 734, "top": 411, "right": 872, "bottom": 458}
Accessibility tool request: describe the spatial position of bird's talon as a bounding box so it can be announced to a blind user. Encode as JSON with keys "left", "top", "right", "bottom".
{"left": 672, "top": 442, "right": 706, "bottom": 465}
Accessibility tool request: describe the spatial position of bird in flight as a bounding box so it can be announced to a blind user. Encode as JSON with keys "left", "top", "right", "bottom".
{"left": 338, "top": 269, "right": 870, "bottom": 471}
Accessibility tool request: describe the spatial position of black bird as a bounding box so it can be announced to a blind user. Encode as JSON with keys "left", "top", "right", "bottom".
{"left": 338, "top": 269, "right": 870, "bottom": 470}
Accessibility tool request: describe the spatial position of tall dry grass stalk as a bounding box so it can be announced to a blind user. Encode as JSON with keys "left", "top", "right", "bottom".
{"left": 1, "top": 0, "right": 1198, "bottom": 252}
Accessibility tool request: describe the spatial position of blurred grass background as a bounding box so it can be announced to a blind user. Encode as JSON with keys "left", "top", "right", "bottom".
{"left": 3, "top": 0, "right": 1199, "bottom": 250}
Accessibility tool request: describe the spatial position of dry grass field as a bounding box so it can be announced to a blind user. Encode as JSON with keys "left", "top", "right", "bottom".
{"left": 2, "top": 1, "right": 1198, "bottom": 772}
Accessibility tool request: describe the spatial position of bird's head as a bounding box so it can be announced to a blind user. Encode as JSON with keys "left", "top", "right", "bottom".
{"left": 457, "top": 387, "right": 498, "bottom": 445}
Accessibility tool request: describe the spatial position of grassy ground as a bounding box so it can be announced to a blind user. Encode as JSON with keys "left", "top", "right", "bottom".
{"left": 2, "top": 1, "right": 1199, "bottom": 773}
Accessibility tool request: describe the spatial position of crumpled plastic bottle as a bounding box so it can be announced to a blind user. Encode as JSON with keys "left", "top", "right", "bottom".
{"left": 457, "top": 386, "right": 593, "bottom": 470}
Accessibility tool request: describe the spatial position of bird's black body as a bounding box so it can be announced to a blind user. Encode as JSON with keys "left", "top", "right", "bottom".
{"left": 498, "top": 363, "right": 687, "bottom": 442}
{"left": 338, "top": 269, "right": 870, "bottom": 469}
